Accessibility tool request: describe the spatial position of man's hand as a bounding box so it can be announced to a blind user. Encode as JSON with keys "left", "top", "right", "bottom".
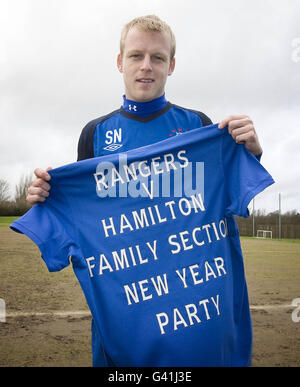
{"left": 26, "top": 167, "right": 52, "bottom": 205}
{"left": 218, "top": 115, "right": 263, "bottom": 156}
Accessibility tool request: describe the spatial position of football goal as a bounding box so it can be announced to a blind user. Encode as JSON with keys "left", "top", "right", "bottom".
{"left": 256, "top": 230, "right": 273, "bottom": 239}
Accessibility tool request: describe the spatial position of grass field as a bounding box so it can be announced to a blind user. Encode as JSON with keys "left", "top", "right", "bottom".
{"left": 0, "top": 216, "right": 300, "bottom": 367}
{"left": 0, "top": 217, "right": 19, "bottom": 227}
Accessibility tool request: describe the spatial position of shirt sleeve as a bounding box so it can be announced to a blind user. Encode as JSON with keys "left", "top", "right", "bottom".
{"left": 10, "top": 192, "right": 78, "bottom": 272}
{"left": 221, "top": 129, "right": 274, "bottom": 218}
{"left": 77, "top": 121, "right": 95, "bottom": 161}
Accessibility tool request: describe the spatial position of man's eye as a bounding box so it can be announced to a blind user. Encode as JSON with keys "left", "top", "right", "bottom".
{"left": 131, "top": 54, "right": 141, "bottom": 59}
{"left": 154, "top": 56, "right": 165, "bottom": 62}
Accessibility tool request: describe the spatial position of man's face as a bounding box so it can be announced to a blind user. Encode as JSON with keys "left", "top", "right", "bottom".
{"left": 117, "top": 26, "right": 175, "bottom": 102}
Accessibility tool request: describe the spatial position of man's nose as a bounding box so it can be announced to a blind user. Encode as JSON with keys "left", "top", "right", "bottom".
{"left": 140, "top": 55, "right": 152, "bottom": 71}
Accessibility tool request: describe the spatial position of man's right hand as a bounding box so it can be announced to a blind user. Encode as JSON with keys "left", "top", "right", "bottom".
{"left": 26, "top": 167, "right": 52, "bottom": 205}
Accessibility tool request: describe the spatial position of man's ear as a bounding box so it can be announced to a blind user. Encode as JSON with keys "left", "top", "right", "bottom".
{"left": 117, "top": 53, "right": 123, "bottom": 73}
{"left": 168, "top": 57, "right": 176, "bottom": 76}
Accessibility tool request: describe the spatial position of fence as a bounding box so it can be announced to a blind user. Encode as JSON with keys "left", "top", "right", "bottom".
{"left": 236, "top": 215, "right": 300, "bottom": 239}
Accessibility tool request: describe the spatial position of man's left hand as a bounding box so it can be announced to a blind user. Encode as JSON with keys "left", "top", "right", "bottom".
{"left": 218, "top": 115, "right": 263, "bottom": 156}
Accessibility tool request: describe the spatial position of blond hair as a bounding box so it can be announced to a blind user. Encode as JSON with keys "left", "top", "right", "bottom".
{"left": 120, "top": 15, "right": 176, "bottom": 61}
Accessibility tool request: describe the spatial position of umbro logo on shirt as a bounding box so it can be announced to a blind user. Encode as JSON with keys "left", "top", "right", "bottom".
{"left": 103, "top": 143, "right": 123, "bottom": 151}
{"left": 103, "top": 128, "right": 123, "bottom": 152}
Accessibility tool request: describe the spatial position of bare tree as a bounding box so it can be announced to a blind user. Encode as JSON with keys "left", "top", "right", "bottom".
{"left": 0, "top": 179, "right": 11, "bottom": 203}
{"left": 14, "top": 173, "right": 33, "bottom": 213}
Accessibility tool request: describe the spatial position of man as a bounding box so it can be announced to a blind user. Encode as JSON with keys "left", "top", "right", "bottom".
{"left": 12, "top": 15, "right": 275, "bottom": 367}
{"left": 26, "top": 15, "right": 262, "bottom": 205}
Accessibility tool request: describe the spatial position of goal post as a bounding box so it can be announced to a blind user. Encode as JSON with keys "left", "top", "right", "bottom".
{"left": 256, "top": 230, "right": 272, "bottom": 239}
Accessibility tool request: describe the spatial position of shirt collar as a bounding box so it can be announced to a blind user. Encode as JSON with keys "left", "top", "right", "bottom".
{"left": 122, "top": 94, "right": 168, "bottom": 117}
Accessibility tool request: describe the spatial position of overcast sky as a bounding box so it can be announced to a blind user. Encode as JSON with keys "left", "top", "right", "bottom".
{"left": 1, "top": 0, "right": 299, "bottom": 213}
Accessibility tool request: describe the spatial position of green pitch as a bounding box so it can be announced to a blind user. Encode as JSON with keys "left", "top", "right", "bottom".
{"left": 0, "top": 216, "right": 20, "bottom": 227}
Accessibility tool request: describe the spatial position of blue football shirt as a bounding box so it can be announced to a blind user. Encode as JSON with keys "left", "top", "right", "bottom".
{"left": 77, "top": 93, "right": 214, "bottom": 161}
{"left": 10, "top": 124, "right": 274, "bottom": 366}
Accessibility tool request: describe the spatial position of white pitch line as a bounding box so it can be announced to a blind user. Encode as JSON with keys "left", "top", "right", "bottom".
{"left": 250, "top": 304, "right": 293, "bottom": 310}
{"left": 3, "top": 304, "right": 294, "bottom": 318}
{"left": 5, "top": 311, "right": 91, "bottom": 318}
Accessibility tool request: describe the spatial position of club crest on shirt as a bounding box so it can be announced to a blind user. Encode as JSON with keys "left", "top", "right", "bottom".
{"left": 103, "top": 128, "right": 123, "bottom": 152}
{"left": 169, "top": 128, "right": 188, "bottom": 137}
